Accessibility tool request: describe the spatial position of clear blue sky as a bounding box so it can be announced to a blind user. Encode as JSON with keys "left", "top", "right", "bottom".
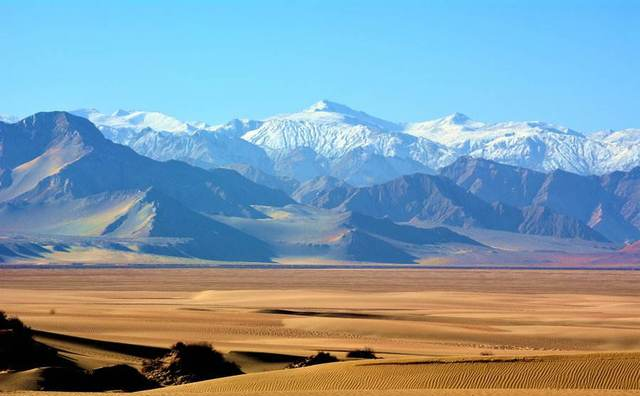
{"left": 1, "top": 0, "right": 638, "bottom": 131}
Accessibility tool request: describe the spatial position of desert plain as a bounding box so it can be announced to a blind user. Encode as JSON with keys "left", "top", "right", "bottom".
{"left": 1, "top": 268, "right": 640, "bottom": 396}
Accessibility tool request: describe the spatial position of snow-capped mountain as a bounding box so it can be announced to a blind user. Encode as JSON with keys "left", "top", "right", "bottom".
{"left": 37, "top": 101, "right": 640, "bottom": 186}
{"left": 243, "top": 100, "right": 451, "bottom": 170}
{"left": 0, "top": 114, "right": 19, "bottom": 123}
{"left": 592, "top": 128, "right": 640, "bottom": 146}
{"left": 70, "top": 109, "right": 272, "bottom": 171}
{"left": 405, "top": 114, "right": 614, "bottom": 174}
{"left": 239, "top": 100, "right": 454, "bottom": 184}
{"left": 0, "top": 112, "right": 294, "bottom": 260}
{"left": 72, "top": 108, "right": 219, "bottom": 134}
{"left": 591, "top": 129, "right": 640, "bottom": 173}
{"left": 71, "top": 102, "right": 456, "bottom": 185}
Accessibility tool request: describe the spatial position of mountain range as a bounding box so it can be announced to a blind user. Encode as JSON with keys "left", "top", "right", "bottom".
{"left": 0, "top": 112, "right": 289, "bottom": 262}
{"left": 67, "top": 101, "right": 639, "bottom": 187}
{"left": 295, "top": 170, "right": 608, "bottom": 242}
{"left": 0, "top": 112, "right": 482, "bottom": 264}
{"left": 1, "top": 108, "right": 640, "bottom": 265}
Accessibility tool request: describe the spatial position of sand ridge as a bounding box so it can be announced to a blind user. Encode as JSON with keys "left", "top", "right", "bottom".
{"left": 140, "top": 354, "right": 640, "bottom": 393}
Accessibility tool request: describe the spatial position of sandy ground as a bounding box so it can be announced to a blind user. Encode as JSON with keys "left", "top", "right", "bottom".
{"left": 140, "top": 354, "right": 640, "bottom": 393}
{"left": 1, "top": 268, "right": 640, "bottom": 394}
{"left": 6, "top": 391, "right": 640, "bottom": 396}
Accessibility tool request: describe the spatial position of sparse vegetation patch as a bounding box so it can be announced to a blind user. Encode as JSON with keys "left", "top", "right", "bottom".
{"left": 142, "top": 342, "right": 243, "bottom": 385}
{"left": 288, "top": 351, "right": 339, "bottom": 368}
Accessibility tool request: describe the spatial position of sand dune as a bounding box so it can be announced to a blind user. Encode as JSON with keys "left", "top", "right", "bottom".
{"left": 142, "top": 392, "right": 640, "bottom": 396}
{"left": 140, "top": 354, "right": 640, "bottom": 394}
{"left": 2, "top": 269, "right": 640, "bottom": 359}
{"left": 1, "top": 269, "right": 640, "bottom": 396}
{"left": 0, "top": 368, "right": 46, "bottom": 391}
{"left": 4, "top": 390, "right": 640, "bottom": 396}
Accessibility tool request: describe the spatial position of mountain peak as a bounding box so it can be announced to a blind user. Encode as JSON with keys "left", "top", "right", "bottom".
{"left": 112, "top": 109, "right": 132, "bottom": 117}
{"left": 295, "top": 100, "right": 401, "bottom": 131}
{"left": 69, "top": 108, "right": 99, "bottom": 116}
{"left": 305, "top": 100, "right": 355, "bottom": 114}
{"left": 0, "top": 113, "right": 19, "bottom": 124}
{"left": 443, "top": 112, "right": 471, "bottom": 124}
{"left": 27, "top": 111, "right": 86, "bottom": 127}
{"left": 10, "top": 111, "right": 107, "bottom": 149}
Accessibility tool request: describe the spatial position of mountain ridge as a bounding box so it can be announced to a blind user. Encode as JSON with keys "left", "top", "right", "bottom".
{"left": 441, "top": 156, "right": 640, "bottom": 242}
{"left": 302, "top": 171, "right": 608, "bottom": 242}
{"left": 53, "top": 101, "right": 640, "bottom": 185}
{"left": 0, "top": 111, "right": 293, "bottom": 261}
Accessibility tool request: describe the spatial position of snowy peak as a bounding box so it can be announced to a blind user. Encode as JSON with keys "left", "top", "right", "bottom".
{"left": 305, "top": 100, "right": 358, "bottom": 114}
{"left": 443, "top": 112, "right": 472, "bottom": 125}
{"left": 490, "top": 120, "right": 583, "bottom": 137}
{"left": 406, "top": 113, "right": 582, "bottom": 140}
{"left": 70, "top": 108, "right": 215, "bottom": 134}
{"left": 0, "top": 114, "right": 19, "bottom": 124}
{"left": 593, "top": 128, "right": 640, "bottom": 145}
{"left": 288, "top": 99, "right": 402, "bottom": 131}
{"left": 212, "top": 118, "right": 263, "bottom": 138}
{"left": 242, "top": 100, "right": 447, "bottom": 176}
{"left": 57, "top": 102, "right": 640, "bottom": 178}
{"left": 404, "top": 112, "right": 484, "bottom": 140}
{"left": 112, "top": 109, "right": 132, "bottom": 117}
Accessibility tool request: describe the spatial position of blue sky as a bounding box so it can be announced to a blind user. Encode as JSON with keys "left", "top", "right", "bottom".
{"left": 1, "top": 0, "right": 638, "bottom": 131}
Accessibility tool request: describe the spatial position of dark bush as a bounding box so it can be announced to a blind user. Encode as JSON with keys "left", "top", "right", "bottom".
{"left": 38, "top": 367, "right": 91, "bottom": 391}
{"left": 37, "top": 364, "right": 157, "bottom": 392}
{"left": 142, "top": 342, "right": 243, "bottom": 386}
{"left": 287, "top": 351, "right": 338, "bottom": 368}
{"left": 0, "top": 311, "right": 156, "bottom": 392}
{"left": 89, "top": 364, "right": 158, "bottom": 391}
{"left": 346, "top": 348, "right": 377, "bottom": 359}
{"left": 0, "top": 311, "right": 59, "bottom": 370}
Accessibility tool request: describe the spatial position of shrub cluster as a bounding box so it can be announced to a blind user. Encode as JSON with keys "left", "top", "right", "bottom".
{"left": 142, "top": 342, "right": 243, "bottom": 386}
{"left": 346, "top": 348, "right": 377, "bottom": 359}
{"left": 0, "top": 311, "right": 58, "bottom": 370}
{"left": 287, "top": 351, "right": 338, "bottom": 368}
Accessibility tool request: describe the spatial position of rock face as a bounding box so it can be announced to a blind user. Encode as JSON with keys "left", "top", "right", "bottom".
{"left": 342, "top": 212, "right": 482, "bottom": 246}
{"left": 222, "top": 163, "right": 300, "bottom": 194}
{"left": 441, "top": 157, "right": 640, "bottom": 242}
{"left": 309, "top": 172, "right": 607, "bottom": 242}
{"left": 100, "top": 188, "right": 275, "bottom": 261}
{"left": 440, "top": 156, "right": 547, "bottom": 208}
{"left": 0, "top": 112, "right": 290, "bottom": 261}
{"left": 292, "top": 176, "right": 352, "bottom": 207}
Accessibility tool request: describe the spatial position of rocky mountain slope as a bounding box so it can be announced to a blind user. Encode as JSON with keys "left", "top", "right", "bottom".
{"left": 0, "top": 112, "right": 290, "bottom": 261}
{"left": 300, "top": 172, "right": 607, "bottom": 242}
{"left": 441, "top": 157, "right": 640, "bottom": 242}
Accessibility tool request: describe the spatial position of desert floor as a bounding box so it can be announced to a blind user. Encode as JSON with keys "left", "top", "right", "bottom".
{"left": 1, "top": 268, "right": 640, "bottom": 395}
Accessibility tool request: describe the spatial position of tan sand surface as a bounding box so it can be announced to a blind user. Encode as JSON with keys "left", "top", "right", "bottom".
{"left": 1, "top": 269, "right": 640, "bottom": 357}
{"left": 4, "top": 391, "right": 640, "bottom": 396}
{"left": 140, "top": 354, "right": 640, "bottom": 393}
{"left": 1, "top": 269, "right": 640, "bottom": 395}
